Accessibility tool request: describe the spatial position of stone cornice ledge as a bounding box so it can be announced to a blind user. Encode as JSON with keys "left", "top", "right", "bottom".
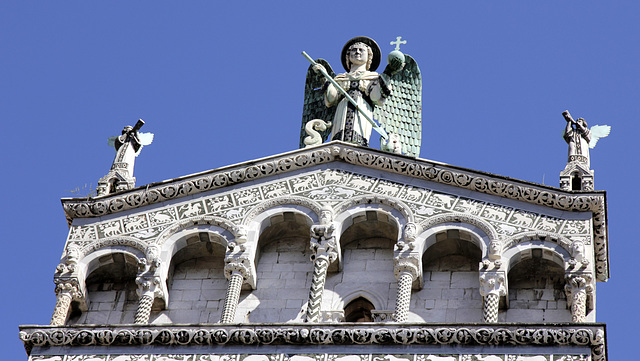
{"left": 61, "top": 142, "right": 607, "bottom": 220}
{"left": 19, "top": 323, "right": 606, "bottom": 360}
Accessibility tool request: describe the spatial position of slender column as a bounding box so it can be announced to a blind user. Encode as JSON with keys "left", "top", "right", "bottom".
{"left": 565, "top": 273, "right": 593, "bottom": 323}
{"left": 392, "top": 223, "right": 421, "bottom": 323}
{"left": 305, "top": 224, "right": 337, "bottom": 322}
{"left": 219, "top": 261, "right": 250, "bottom": 323}
{"left": 50, "top": 280, "right": 81, "bottom": 326}
{"left": 479, "top": 271, "right": 506, "bottom": 323}
{"left": 220, "top": 270, "right": 245, "bottom": 323}
{"left": 392, "top": 259, "right": 419, "bottom": 322}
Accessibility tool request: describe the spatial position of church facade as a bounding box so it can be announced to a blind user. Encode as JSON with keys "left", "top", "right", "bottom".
{"left": 20, "top": 141, "right": 608, "bottom": 361}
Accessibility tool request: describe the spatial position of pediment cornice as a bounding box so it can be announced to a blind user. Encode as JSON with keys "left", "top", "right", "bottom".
{"left": 61, "top": 142, "right": 608, "bottom": 280}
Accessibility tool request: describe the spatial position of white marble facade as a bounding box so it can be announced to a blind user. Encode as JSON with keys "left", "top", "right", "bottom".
{"left": 27, "top": 142, "right": 608, "bottom": 361}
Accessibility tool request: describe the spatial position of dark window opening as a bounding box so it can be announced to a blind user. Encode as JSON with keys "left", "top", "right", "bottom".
{"left": 344, "top": 297, "right": 374, "bottom": 322}
{"left": 571, "top": 173, "right": 582, "bottom": 191}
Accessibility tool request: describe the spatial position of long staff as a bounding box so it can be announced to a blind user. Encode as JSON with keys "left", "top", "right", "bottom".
{"left": 302, "top": 51, "right": 389, "bottom": 140}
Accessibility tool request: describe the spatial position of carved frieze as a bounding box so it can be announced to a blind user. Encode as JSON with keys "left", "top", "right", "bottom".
{"left": 19, "top": 324, "right": 606, "bottom": 361}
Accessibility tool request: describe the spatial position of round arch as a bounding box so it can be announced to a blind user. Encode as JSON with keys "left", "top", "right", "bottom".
{"left": 241, "top": 196, "right": 324, "bottom": 226}
{"left": 503, "top": 231, "right": 574, "bottom": 259}
{"left": 417, "top": 214, "right": 495, "bottom": 258}
{"left": 502, "top": 239, "right": 571, "bottom": 273}
{"left": 334, "top": 195, "right": 414, "bottom": 224}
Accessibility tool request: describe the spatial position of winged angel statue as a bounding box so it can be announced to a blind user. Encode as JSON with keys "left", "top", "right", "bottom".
{"left": 562, "top": 110, "right": 610, "bottom": 167}
{"left": 300, "top": 36, "right": 422, "bottom": 157}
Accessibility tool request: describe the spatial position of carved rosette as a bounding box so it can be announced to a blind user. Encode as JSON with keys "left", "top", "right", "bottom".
{"left": 565, "top": 273, "right": 594, "bottom": 323}
{"left": 50, "top": 278, "right": 83, "bottom": 326}
{"left": 393, "top": 257, "right": 420, "bottom": 322}
{"left": 479, "top": 271, "right": 506, "bottom": 323}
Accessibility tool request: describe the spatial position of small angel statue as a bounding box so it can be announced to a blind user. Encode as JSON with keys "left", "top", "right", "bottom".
{"left": 97, "top": 119, "right": 154, "bottom": 196}
{"left": 562, "top": 110, "right": 610, "bottom": 167}
{"left": 301, "top": 36, "right": 422, "bottom": 157}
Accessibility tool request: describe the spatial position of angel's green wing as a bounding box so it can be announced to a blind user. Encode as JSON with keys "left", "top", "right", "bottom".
{"left": 300, "top": 59, "right": 336, "bottom": 149}
{"left": 375, "top": 54, "right": 422, "bottom": 157}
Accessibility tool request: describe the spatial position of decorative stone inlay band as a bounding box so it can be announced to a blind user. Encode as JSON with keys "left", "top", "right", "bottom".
{"left": 19, "top": 324, "right": 606, "bottom": 361}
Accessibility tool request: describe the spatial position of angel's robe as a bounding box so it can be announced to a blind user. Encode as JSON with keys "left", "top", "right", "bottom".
{"left": 324, "top": 70, "right": 389, "bottom": 146}
{"left": 112, "top": 132, "right": 142, "bottom": 177}
{"left": 564, "top": 124, "right": 591, "bottom": 166}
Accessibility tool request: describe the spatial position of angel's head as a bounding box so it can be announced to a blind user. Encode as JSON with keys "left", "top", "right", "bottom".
{"left": 577, "top": 117, "right": 588, "bottom": 128}
{"left": 346, "top": 42, "right": 373, "bottom": 71}
{"left": 122, "top": 125, "right": 133, "bottom": 134}
{"left": 341, "top": 37, "right": 380, "bottom": 72}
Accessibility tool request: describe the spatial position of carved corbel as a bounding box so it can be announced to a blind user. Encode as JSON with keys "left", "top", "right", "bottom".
{"left": 55, "top": 244, "right": 81, "bottom": 275}
{"left": 233, "top": 225, "right": 248, "bottom": 244}
{"left": 568, "top": 239, "right": 590, "bottom": 268}
{"left": 402, "top": 222, "right": 421, "bottom": 243}
{"left": 565, "top": 273, "right": 594, "bottom": 323}
{"left": 488, "top": 239, "right": 503, "bottom": 262}
{"left": 320, "top": 206, "right": 334, "bottom": 225}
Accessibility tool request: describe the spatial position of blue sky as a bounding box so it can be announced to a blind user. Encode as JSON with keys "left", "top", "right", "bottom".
{"left": 2, "top": 2, "right": 638, "bottom": 360}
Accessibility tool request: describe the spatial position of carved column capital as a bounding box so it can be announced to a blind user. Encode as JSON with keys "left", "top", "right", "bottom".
{"left": 479, "top": 271, "right": 507, "bottom": 297}
{"left": 565, "top": 273, "right": 593, "bottom": 292}
{"left": 135, "top": 274, "right": 164, "bottom": 299}
{"left": 310, "top": 223, "right": 338, "bottom": 263}
{"left": 393, "top": 256, "right": 420, "bottom": 280}
{"left": 224, "top": 257, "right": 251, "bottom": 280}
{"left": 53, "top": 277, "right": 83, "bottom": 300}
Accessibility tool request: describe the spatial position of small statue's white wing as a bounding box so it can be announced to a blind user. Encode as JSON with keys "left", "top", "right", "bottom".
{"left": 589, "top": 125, "right": 611, "bottom": 149}
{"left": 107, "top": 136, "right": 117, "bottom": 148}
{"left": 138, "top": 132, "right": 154, "bottom": 146}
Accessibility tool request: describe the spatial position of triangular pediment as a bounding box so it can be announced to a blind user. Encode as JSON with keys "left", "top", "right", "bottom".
{"left": 61, "top": 141, "right": 609, "bottom": 281}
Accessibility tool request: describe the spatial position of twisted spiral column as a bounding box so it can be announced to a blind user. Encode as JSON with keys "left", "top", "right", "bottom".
{"left": 565, "top": 273, "right": 592, "bottom": 323}
{"left": 304, "top": 224, "right": 337, "bottom": 323}
{"left": 134, "top": 292, "right": 155, "bottom": 324}
{"left": 220, "top": 271, "right": 244, "bottom": 323}
{"left": 305, "top": 255, "right": 330, "bottom": 322}
{"left": 50, "top": 280, "right": 81, "bottom": 326}
{"left": 50, "top": 291, "right": 73, "bottom": 326}
{"left": 482, "top": 293, "right": 500, "bottom": 323}
{"left": 479, "top": 271, "right": 506, "bottom": 323}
